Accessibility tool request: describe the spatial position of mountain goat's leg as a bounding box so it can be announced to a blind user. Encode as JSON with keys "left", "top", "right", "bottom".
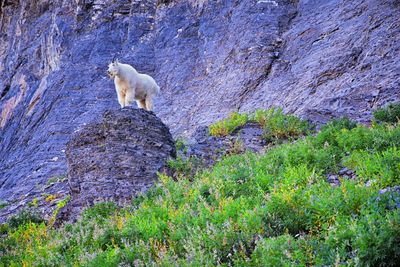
{"left": 115, "top": 82, "right": 125, "bottom": 108}
{"left": 136, "top": 99, "right": 146, "bottom": 109}
{"left": 117, "top": 91, "right": 125, "bottom": 108}
{"left": 125, "top": 91, "right": 135, "bottom": 107}
{"left": 145, "top": 95, "right": 153, "bottom": 111}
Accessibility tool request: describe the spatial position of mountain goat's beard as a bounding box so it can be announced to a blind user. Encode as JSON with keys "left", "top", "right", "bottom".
{"left": 107, "top": 72, "right": 116, "bottom": 79}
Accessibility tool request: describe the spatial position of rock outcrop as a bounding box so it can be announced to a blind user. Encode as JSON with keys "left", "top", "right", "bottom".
{"left": 0, "top": 0, "right": 399, "bottom": 221}
{"left": 64, "top": 107, "right": 175, "bottom": 220}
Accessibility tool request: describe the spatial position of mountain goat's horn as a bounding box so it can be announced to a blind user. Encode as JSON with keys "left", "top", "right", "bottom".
{"left": 112, "top": 54, "right": 118, "bottom": 63}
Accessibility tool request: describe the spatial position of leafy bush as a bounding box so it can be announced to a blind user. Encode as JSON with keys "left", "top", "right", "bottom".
{"left": 253, "top": 108, "right": 313, "bottom": 142}
{"left": 325, "top": 210, "right": 400, "bottom": 267}
{"left": 313, "top": 117, "right": 357, "bottom": 147}
{"left": 332, "top": 124, "right": 400, "bottom": 153}
{"left": 174, "top": 138, "right": 187, "bottom": 153}
{"left": 344, "top": 147, "right": 400, "bottom": 187}
{"left": 322, "top": 117, "right": 357, "bottom": 132}
{"left": 373, "top": 102, "right": 400, "bottom": 124}
{"left": 167, "top": 155, "right": 203, "bottom": 178}
{"left": 82, "top": 202, "right": 118, "bottom": 222}
{"left": 253, "top": 108, "right": 277, "bottom": 128}
{"left": 7, "top": 208, "right": 45, "bottom": 229}
{"left": 0, "top": 223, "right": 9, "bottom": 234}
{"left": 209, "top": 112, "right": 248, "bottom": 136}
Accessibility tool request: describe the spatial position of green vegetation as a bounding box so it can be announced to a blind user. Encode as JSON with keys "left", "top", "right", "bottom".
{"left": 175, "top": 138, "right": 187, "bottom": 153}
{"left": 0, "top": 201, "right": 7, "bottom": 210}
{"left": 49, "top": 195, "right": 71, "bottom": 227}
{"left": 167, "top": 155, "right": 203, "bottom": 178}
{"left": 6, "top": 208, "right": 45, "bottom": 230}
{"left": 209, "top": 112, "right": 249, "bottom": 137}
{"left": 209, "top": 108, "right": 313, "bottom": 142}
{"left": 167, "top": 139, "right": 204, "bottom": 179}
{"left": 46, "top": 174, "right": 68, "bottom": 185}
{"left": 253, "top": 108, "right": 313, "bottom": 142}
{"left": 29, "top": 198, "right": 39, "bottom": 208}
{"left": 373, "top": 102, "right": 400, "bottom": 124}
{"left": 1, "top": 112, "right": 400, "bottom": 266}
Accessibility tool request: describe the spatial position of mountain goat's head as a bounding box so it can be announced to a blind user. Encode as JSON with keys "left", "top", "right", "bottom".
{"left": 107, "top": 59, "right": 119, "bottom": 78}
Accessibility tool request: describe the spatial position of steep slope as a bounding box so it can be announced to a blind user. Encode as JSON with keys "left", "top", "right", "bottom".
{"left": 0, "top": 0, "right": 399, "bottom": 220}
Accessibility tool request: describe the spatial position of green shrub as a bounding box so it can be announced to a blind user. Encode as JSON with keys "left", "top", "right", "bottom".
{"left": 209, "top": 112, "right": 248, "bottom": 136}
{"left": 343, "top": 147, "right": 400, "bottom": 187}
{"left": 255, "top": 108, "right": 312, "bottom": 142}
{"left": 336, "top": 126, "right": 374, "bottom": 152}
{"left": 82, "top": 202, "right": 118, "bottom": 222}
{"left": 7, "top": 208, "right": 45, "bottom": 229}
{"left": 313, "top": 117, "right": 357, "bottom": 147}
{"left": 167, "top": 155, "right": 203, "bottom": 178}
{"left": 209, "top": 108, "right": 312, "bottom": 142}
{"left": 332, "top": 124, "right": 400, "bottom": 153}
{"left": 253, "top": 108, "right": 277, "bottom": 128}
{"left": 368, "top": 123, "right": 400, "bottom": 151}
{"left": 250, "top": 235, "right": 311, "bottom": 266}
{"left": 175, "top": 138, "right": 187, "bottom": 153}
{"left": 0, "top": 223, "right": 9, "bottom": 234}
{"left": 268, "top": 140, "right": 341, "bottom": 174}
{"left": 353, "top": 211, "right": 400, "bottom": 266}
{"left": 0, "top": 201, "right": 7, "bottom": 210}
{"left": 326, "top": 210, "right": 400, "bottom": 267}
{"left": 322, "top": 117, "right": 357, "bottom": 132}
{"left": 265, "top": 180, "right": 374, "bottom": 236}
{"left": 373, "top": 102, "right": 400, "bottom": 124}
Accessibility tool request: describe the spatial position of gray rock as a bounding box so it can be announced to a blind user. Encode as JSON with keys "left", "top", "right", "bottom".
{"left": 327, "top": 174, "right": 340, "bottom": 186}
{"left": 63, "top": 107, "right": 175, "bottom": 221}
{"left": 378, "top": 186, "right": 400, "bottom": 210}
{"left": 327, "top": 167, "right": 357, "bottom": 186}
{"left": 379, "top": 185, "right": 400, "bottom": 195}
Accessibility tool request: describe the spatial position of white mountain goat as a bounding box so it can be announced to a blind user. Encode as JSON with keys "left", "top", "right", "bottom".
{"left": 107, "top": 60, "right": 160, "bottom": 111}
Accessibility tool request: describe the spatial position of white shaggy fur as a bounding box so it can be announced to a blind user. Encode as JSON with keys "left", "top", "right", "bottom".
{"left": 107, "top": 60, "right": 160, "bottom": 111}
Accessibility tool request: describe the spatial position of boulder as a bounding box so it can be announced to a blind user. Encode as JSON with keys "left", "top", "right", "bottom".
{"left": 64, "top": 107, "right": 175, "bottom": 220}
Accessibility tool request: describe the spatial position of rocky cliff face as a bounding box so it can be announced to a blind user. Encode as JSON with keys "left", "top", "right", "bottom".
{"left": 155, "top": 0, "right": 400, "bottom": 134}
{"left": 0, "top": 0, "right": 399, "bottom": 221}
